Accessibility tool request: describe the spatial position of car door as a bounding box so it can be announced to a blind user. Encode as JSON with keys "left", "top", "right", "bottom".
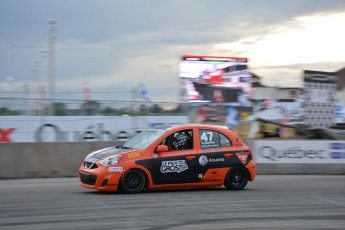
{"left": 148, "top": 128, "right": 200, "bottom": 185}
{"left": 194, "top": 129, "right": 244, "bottom": 178}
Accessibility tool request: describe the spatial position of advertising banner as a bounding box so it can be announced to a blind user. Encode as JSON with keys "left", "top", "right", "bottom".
{"left": 0, "top": 116, "right": 188, "bottom": 142}
{"left": 303, "top": 70, "right": 337, "bottom": 128}
{"left": 253, "top": 140, "right": 345, "bottom": 163}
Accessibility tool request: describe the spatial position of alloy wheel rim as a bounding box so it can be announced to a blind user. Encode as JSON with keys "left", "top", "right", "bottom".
{"left": 126, "top": 174, "right": 140, "bottom": 189}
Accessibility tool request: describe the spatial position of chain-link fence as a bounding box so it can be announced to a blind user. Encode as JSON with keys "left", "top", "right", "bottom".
{"left": 0, "top": 95, "right": 188, "bottom": 116}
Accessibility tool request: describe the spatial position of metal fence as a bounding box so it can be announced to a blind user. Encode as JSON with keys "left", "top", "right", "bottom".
{"left": 0, "top": 96, "right": 188, "bottom": 116}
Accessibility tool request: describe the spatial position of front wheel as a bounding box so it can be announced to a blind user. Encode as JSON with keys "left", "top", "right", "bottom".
{"left": 224, "top": 166, "right": 249, "bottom": 190}
{"left": 119, "top": 169, "right": 146, "bottom": 194}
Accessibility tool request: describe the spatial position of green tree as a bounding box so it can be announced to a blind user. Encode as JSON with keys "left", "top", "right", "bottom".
{"left": 0, "top": 107, "right": 19, "bottom": 115}
{"left": 54, "top": 102, "right": 67, "bottom": 116}
{"left": 101, "top": 107, "right": 118, "bottom": 116}
{"left": 81, "top": 100, "right": 101, "bottom": 115}
{"left": 150, "top": 104, "right": 162, "bottom": 114}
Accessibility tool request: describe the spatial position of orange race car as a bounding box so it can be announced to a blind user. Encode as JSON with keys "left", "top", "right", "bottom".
{"left": 79, "top": 124, "right": 256, "bottom": 193}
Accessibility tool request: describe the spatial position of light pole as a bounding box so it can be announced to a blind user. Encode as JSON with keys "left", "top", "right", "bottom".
{"left": 48, "top": 19, "right": 57, "bottom": 116}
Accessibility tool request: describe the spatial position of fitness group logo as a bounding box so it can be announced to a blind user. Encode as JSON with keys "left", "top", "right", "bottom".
{"left": 160, "top": 160, "right": 188, "bottom": 173}
{"left": 199, "top": 155, "right": 208, "bottom": 166}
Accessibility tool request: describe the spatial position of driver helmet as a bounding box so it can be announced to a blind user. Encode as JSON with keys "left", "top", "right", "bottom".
{"left": 173, "top": 132, "right": 191, "bottom": 150}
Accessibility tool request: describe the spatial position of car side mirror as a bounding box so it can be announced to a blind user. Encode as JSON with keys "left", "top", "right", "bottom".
{"left": 156, "top": 144, "right": 169, "bottom": 153}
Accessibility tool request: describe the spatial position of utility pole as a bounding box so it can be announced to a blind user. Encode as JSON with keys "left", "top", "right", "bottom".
{"left": 131, "top": 85, "right": 138, "bottom": 132}
{"left": 48, "top": 19, "right": 57, "bottom": 116}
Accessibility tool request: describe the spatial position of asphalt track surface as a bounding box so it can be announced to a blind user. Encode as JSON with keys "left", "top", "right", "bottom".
{"left": 0, "top": 175, "right": 344, "bottom": 230}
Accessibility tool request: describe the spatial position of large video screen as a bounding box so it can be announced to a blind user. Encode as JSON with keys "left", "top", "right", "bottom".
{"left": 179, "top": 55, "right": 252, "bottom": 103}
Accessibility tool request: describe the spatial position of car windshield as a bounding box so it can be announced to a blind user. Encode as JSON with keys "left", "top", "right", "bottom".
{"left": 122, "top": 128, "right": 167, "bottom": 150}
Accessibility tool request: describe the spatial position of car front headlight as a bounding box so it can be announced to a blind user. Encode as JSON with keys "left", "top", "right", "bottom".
{"left": 84, "top": 151, "right": 97, "bottom": 161}
{"left": 100, "top": 155, "right": 123, "bottom": 166}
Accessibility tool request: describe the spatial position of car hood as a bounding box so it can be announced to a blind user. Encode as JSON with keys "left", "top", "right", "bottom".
{"left": 85, "top": 146, "right": 131, "bottom": 162}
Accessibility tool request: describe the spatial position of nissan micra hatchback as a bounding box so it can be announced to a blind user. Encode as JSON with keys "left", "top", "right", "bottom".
{"left": 79, "top": 124, "right": 256, "bottom": 193}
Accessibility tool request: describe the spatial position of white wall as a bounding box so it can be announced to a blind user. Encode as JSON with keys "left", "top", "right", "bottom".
{"left": 0, "top": 116, "right": 188, "bottom": 142}
{"left": 251, "top": 87, "right": 302, "bottom": 100}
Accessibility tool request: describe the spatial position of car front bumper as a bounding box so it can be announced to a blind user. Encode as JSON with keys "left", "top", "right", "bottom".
{"left": 78, "top": 163, "right": 122, "bottom": 192}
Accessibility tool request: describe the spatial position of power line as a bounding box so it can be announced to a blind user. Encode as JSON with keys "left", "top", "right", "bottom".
{"left": 0, "top": 91, "right": 134, "bottom": 94}
{"left": 0, "top": 97, "right": 182, "bottom": 104}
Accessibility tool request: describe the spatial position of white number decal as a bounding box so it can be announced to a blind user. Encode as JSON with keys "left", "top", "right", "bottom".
{"left": 201, "top": 131, "right": 213, "bottom": 142}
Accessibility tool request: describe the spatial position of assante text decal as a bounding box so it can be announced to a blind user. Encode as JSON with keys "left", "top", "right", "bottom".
{"left": 160, "top": 160, "right": 188, "bottom": 173}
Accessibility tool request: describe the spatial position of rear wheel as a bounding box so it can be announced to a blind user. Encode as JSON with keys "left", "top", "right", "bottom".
{"left": 224, "top": 166, "right": 249, "bottom": 190}
{"left": 119, "top": 169, "right": 146, "bottom": 194}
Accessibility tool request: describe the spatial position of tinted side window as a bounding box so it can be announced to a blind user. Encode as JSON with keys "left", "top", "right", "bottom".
{"left": 161, "top": 129, "right": 193, "bottom": 151}
{"left": 199, "top": 129, "right": 232, "bottom": 148}
{"left": 219, "top": 133, "right": 232, "bottom": 147}
{"left": 199, "top": 129, "right": 220, "bottom": 148}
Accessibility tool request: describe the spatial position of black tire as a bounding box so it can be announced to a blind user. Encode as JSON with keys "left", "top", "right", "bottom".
{"left": 224, "top": 166, "right": 249, "bottom": 190}
{"left": 119, "top": 169, "right": 146, "bottom": 194}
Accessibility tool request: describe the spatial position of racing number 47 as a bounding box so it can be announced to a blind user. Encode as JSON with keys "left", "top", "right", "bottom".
{"left": 201, "top": 131, "right": 213, "bottom": 142}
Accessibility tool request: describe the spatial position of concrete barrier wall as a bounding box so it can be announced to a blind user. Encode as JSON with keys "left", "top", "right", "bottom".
{"left": 255, "top": 163, "right": 345, "bottom": 174}
{"left": 245, "top": 140, "right": 345, "bottom": 174}
{"left": 0, "top": 141, "right": 344, "bottom": 179}
{"left": 0, "top": 142, "right": 122, "bottom": 179}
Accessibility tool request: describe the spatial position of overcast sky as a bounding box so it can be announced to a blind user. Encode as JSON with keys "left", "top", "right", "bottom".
{"left": 1, "top": 0, "right": 345, "bottom": 103}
